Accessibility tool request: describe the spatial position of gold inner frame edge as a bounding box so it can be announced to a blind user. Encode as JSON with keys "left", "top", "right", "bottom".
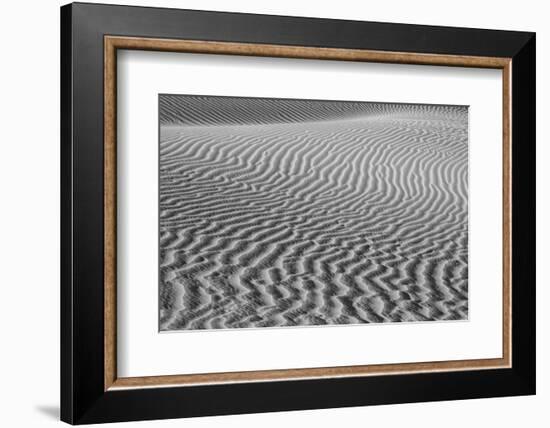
{"left": 104, "top": 36, "right": 512, "bottom": 391}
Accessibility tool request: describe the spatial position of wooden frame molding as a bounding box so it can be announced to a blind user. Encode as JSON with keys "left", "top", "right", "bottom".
{"left": 104, "top": 35, "right": 513, "bottom": 391}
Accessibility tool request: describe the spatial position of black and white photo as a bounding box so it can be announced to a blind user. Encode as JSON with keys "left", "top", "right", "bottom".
{"left": 159, "top": 95, "right": 469, "bottom": 331}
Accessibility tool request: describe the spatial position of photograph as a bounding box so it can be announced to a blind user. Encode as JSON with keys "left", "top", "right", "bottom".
{"left": 159, "top": 95, "right": 469, "bottom": 331}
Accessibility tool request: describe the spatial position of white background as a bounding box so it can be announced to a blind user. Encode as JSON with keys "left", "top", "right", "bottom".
{"left": 118, "top": 51, "right": 502, "bottom": 377}
{"left": 0, "top": 0, "right": 546, "bottom": 427}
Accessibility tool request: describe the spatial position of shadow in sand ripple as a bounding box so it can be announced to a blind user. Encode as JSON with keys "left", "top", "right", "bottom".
{"left": 158, "top": 95, "right": 469, "bottom": 331}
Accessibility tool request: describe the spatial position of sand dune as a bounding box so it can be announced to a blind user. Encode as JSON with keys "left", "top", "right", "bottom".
{"left": 159, "top": 95, "right": 468, "bottom": 331}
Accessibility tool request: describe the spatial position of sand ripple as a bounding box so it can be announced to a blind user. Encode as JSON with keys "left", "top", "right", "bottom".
{"left": 159, "top": 95, "right": 468, "bottom": 331}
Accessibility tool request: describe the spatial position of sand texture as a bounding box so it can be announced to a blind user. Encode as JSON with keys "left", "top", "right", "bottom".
{"left": 158, "top": 95, "right": 469, "bottom": 331}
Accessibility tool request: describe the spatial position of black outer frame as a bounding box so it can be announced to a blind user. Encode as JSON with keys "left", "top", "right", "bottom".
{"left": 60, "top": 2, "right": 535, "bottom": 424}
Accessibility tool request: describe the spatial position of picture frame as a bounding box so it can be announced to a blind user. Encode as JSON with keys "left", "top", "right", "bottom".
{"left": 60, "top": 2, "right": 535, "bottom": 424}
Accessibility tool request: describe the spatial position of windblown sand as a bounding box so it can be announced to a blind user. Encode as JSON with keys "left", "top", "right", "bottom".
{"left": 159, "top": 95, "right": 468, "bottom": 331}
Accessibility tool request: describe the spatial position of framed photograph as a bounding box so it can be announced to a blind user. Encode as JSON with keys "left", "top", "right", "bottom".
{"left": 60, "top": 2, "right": 535, "bottom": 424}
